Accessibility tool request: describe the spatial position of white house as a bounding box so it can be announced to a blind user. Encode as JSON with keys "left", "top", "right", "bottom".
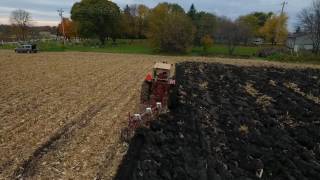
{"left": 286, "top": 33, "right": 313, "bottom": 52}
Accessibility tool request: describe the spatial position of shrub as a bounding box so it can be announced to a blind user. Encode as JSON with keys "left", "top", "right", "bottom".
{"left": 81, "top": 39, "right": 100, "bottom": 47}
{"left": 201, "top": 35, "right": 213, "bottom": 54}
{"left": 266, "top": 51, "right": 320, "bottom": 63}
{"left": 257, "top": 47, "right": 288, "bottom": 57}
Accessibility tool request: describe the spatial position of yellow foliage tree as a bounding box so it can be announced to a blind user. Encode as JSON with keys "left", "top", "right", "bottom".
{"left": 137, "top": 4, "right": 150, "bottom": 38}
{"left": 201, "top": 35, "right": 214, "bottom": 54}
{"left": 260, "top": 14, "right": 288, "bottom": 45}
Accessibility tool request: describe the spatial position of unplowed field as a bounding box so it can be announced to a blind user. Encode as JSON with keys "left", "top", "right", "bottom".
{"left": 0, "top": 50, "right": 319, "bottom": 179}
{"left": 0, "top": 51, "right": 160, "bottom": 179}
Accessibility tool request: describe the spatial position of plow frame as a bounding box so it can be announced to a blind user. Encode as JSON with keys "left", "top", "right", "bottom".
{"left": 121, "top": 78, "right": 175, "bottom": 142}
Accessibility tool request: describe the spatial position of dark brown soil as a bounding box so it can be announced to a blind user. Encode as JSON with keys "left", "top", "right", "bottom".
{"left": 115, "top": 62, "right": 320, "bottom": 180}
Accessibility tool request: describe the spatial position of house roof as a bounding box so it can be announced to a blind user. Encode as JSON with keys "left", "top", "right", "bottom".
{"left": 288, "top": 32, "right": 309, "bottom": 38}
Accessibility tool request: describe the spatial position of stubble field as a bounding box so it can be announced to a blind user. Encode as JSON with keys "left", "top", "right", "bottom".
{"left": 0, "top": 50, "right": 319, "bottom": 179}
{"left": 0, "top": 51, "right": 158, "bottom": 179}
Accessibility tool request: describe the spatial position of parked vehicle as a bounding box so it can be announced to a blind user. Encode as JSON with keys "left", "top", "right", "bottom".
{"left": 15, "top": 44, "right": 38, "bottom": 53}
{"left": 252, "top": 38, "right": 264, "bottom": 46}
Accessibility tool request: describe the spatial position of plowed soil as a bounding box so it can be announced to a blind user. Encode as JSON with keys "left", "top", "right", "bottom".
{"left": 116, "top": 62, "right": 320, "bottom": 180}
{"left": 1, "top": 50, "right": 320, "bottom": 179}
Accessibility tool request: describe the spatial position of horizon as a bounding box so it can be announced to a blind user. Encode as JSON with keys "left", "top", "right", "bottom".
{"left": 0, "top": 0, "right": 314, "bottom": 31}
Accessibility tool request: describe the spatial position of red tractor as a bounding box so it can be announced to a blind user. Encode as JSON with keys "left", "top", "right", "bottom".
{"left": 121, "top": 62, "right": 177, "bottom": 141}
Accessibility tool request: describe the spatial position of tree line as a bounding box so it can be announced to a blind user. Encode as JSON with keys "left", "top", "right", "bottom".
{"left": 66, "top": 0, "right": 289, "bottom": 54}
{"left": 0, "top": 24, "right": 56, "bottom": 42}
{"left": 5, "top": 0, "right": 291, "bottom": 54}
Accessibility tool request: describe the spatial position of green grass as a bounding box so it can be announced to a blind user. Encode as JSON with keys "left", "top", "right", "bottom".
{"left": 35, "top": 39, "right": 154, "bottom": 54}
{"left": 2, "top": 40, "right": 320, "bottom": 65}
{"left": 191, "top": 44, "right": 261, "bottom": 57}
{"left": 0, "top": 43, "right": 16, "bottom": 49}
{"left": 266, "top": 53, "right": 320, "bottom": 64}
{"left": 68, "top": 43, "right": 153, "bottom": 54}
{"left": 0, "top": 39, "right": 262, "bottom": 58}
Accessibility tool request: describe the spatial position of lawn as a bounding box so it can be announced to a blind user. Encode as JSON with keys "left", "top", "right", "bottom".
{"left": 0, "top": 39, "right": 261, "bottom": 57}
{"left": 191, "top": 45, "right": 261, "bottom": 57}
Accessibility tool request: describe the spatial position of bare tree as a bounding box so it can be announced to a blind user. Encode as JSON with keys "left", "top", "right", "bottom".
{"left": 10, "top": 9, "right": 32, "bottom": 41}
{"left": 216, "top": 17, "right": 252, "bottom": 55}
{"left": 237, "top": 21, "right": 254, "bottom": 45}
{"left": 298, "top": 0, "right": 320, "bottom": 54}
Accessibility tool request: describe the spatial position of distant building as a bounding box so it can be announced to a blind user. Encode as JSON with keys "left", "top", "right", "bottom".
{"left": 286, "top": 33, "right": 313, "bottom": 52}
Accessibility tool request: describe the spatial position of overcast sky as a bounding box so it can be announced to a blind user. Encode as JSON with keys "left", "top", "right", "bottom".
{"left": 0, "top": 0, "right": 314, "bottom": 31}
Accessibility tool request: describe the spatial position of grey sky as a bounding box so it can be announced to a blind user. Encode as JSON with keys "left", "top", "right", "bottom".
{"left": 0, "top": 0, "right": 314, "bottom": 31}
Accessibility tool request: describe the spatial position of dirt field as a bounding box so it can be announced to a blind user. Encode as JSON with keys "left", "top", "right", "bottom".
{"left": 0, "top": 50, "right": 320, "bottom": 179}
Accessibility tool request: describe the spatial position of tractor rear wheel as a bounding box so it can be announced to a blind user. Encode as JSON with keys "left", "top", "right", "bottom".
{"left": 168, "top": 85, "right": 178, "bottom": 109}
{"left": 140, "top": 81, "right": 151, "bottom": 103}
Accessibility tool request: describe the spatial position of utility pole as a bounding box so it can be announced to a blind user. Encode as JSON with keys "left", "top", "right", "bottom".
{"left": 275, "top": 1, "right": 288, "bottom": 45}
{"left": 281, "top": 1, "right": 288, "bottom": 15}
{"left": 57, "top": 8, "right": 66, "bottom": 44}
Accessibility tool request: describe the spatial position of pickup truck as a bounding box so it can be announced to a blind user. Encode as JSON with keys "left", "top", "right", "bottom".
{"left": 15, "top": 44, "right": 38, "bottom": 53}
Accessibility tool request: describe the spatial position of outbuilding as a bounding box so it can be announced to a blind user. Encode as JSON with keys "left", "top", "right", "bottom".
{"left": 286, "top": 33, "right": 313, "bottom": 52}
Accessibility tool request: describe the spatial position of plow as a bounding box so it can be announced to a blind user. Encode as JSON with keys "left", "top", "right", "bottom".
{"left": 121, "top": 62, "right": 177, "bottom": 142}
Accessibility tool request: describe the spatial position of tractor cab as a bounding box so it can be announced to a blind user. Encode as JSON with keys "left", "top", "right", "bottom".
{"left": 153, "top": 62, "right": 172, "bottom": 81}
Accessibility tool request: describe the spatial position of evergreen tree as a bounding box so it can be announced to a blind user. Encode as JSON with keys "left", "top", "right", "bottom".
{"left": 124, "top": 5, "right": 130, "bottom": 15}
{"left": 188, "top": 4, "right": 197, "bottom": 21}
